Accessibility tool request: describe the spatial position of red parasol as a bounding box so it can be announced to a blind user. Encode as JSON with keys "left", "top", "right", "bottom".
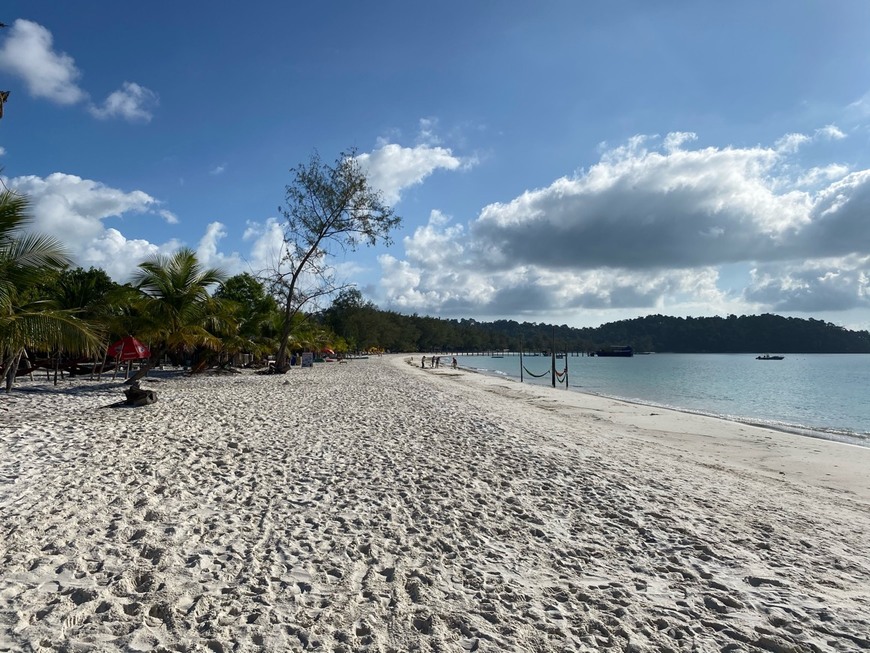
{"left": 108, "top": 336, "right": 151, "bottom": 361}
{"left": 322, "top": 348, "right": 335, "bottom": 356}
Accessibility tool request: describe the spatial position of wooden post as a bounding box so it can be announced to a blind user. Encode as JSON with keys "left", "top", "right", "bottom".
{"left": 98, "top": 347, "right": 109, "bottom": 381}
{"left": 551, "top": 327, "right": 556, "bottom": 388}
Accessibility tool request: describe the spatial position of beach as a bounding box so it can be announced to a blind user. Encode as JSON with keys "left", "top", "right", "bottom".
{"left": 1, "top": 356, "right": 868, "bottom": 652}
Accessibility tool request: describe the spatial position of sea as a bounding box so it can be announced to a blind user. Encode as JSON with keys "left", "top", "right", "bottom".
{"left": 453, "top": 353, "right": 870, "bottom": 449}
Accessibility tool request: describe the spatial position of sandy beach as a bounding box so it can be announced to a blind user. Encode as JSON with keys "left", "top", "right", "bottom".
{"left": 1, "top": 356, "right": 869, "bottom": 652}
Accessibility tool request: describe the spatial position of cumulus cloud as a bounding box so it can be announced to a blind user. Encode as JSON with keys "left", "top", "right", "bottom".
{"left": 356, "top": 143, "right": 469, "bottom": 204}
{"left": 0, "top": 19, "right": 157, "bottom": 122}
{"left": 242, "top": 218, "right": 287, "bottom": 274}
{"left": 80, "top": 229, "right": 178, "bottom": 281}
{"left": 0, "top": 19, "right": 87, "bottom": 105}
{"left": 378, "top": 132, "right": 870, "bottom": 320}
{"left": 775, "top": 133, "right": 810, "bottom": 153}
{"left": 158, "top": 209, "right": 179, "bottom": 225}
{"left": 745, "top": 256, "right": 870, "bottom": 312}
{"left": 4, "top": 172, "right": 180, "bottom": 280}
{"left": 89, "top": 81, "right": 159, "bottom": 122}
{"left": 2, "top": 132, "right": 475, "bottom": 288}
{"left": 3, "top": 171, "right": 285, "bottom": 282}
{"left": 470, "top": 138, "right": 816, "bottom": 271}
{"left": 796, "top": 164, "right": 850, "bottom": 188}
{"left": 816, "top": 124, "right": 846, "bottom": 141}
{"left": 194, "top": 221, "right": 249, "bottom": 274}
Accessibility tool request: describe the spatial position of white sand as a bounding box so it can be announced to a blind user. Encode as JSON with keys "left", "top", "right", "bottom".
{"left": 1, "top": 355, "right": 868, "bottom": 652}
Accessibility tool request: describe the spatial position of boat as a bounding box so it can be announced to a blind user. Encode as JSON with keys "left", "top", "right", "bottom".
{"left": 595, "top": 345, "right": 633, "bottom": 357}
{"left": 756, "top": 354, "right": 784, "bottom": 360}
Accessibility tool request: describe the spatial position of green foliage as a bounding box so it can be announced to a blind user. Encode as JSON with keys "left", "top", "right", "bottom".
{"left": 271, "top": 148, "right": 401, "bottom": 367}
{"left": 126, "top": 248, "right": 229, "bottom": 379}
{"left": 1, "top": 190, "right": 102, "bottom": 390}
{"left": 214, "top": 273, "right": 281, "bottom": 357}
{"left": 318, "top": 296, "right": 870, "bottom": 354}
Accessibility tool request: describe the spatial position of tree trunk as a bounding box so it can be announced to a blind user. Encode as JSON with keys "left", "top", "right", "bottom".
{"left": 97, "top": 348, "right": 109, "bottom": 381}
{"left": 4, "top": 349, "right": 22, "bottom": 393}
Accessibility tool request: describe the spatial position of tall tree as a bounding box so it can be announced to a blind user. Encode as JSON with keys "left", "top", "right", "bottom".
{"left": 1, "top": 188, "right": 102, "bottom": 391}
{"left": 126, "top": 248, "right": 228, "bottom": 382}
{"left": 270, "top": 149, "right": 400, "bottom": 369}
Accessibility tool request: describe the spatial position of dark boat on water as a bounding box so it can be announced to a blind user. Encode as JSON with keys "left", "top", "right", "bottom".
{"left": 756, "top": 354, "right": 785, "bottom": 360}
{"left": 595, "top": 345, "right": 633, "bottom": 357}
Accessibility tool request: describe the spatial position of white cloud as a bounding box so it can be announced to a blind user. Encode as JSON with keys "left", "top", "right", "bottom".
{"left": 746, "top": 256, "right": 870, "bottom": 312}
{"left": 195, "top": 221, "right": 248, "bottom": 274}
{"left": 815, "top": 124, "right": 846, "bottom": 141}
{"left": 210, "top": 164, "right": 227, "bottom": 176}
{"left": 0, "top": 146, "right": 5, "bottom": 157}
{"left": 81, "top": 229, "right": 179, "bottom": 281}
{"left": 356, "top": 143, "right": 469, "bottom": 204}
{"left": 159, "top": 209, "right": 179, "bottom": 225}
{"left": 89, "top": 81, "right": 159, "bottom": 122}
{"left": 242, "top": 217, "right": 288, "bottom": 275}
{"left": 4, "top": 172, "right": 181, "bottom": 281}
{"left": 417, "top": 117, "right": 441, "bottom": 145}
{"left": 775, "top": 133, "right": 810, "bottom": 153}
{"left": 0, "top": 19, "right": 87, "bottom": 105}
{"left": 846, "top": 92, "right": 870, "bottom": 119}
{"left": 796, "top": 164, "right": 850, "bottom": 188}
{"left": 377, "top": 132, "right": 870, "bottom": 321}
{"left": 663, "top": 131, "right": 697, "bottom": 153}
{"left": 0, "top": 19, "right": 156, "bottom": 122}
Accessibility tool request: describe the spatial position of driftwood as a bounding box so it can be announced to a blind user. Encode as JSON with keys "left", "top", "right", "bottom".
{"left": 123, "top": 381, "right": 157, "bottom": 407}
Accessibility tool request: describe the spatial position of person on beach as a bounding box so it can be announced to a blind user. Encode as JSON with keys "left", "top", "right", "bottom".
{"left": 452, "top": 357, "right": 457, "bottom": 369}
{"left": 421, "top": 355, "right": 426, "bottom": 368}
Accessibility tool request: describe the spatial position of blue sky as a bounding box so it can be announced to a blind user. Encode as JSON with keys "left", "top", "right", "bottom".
{"left": 4, "top": 2, "right": 870, "bottom": 329}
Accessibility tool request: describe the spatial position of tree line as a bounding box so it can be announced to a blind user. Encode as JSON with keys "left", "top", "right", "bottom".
{"left": 318, "top": 293, "right": 870, "bottom": 354}
{"left": 1, "top": 150, "right": 398, "bottom": 390}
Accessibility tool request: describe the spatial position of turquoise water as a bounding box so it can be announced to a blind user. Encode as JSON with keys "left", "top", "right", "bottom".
{"left": 454, "top": 353, "right": 870, "bottom": 448}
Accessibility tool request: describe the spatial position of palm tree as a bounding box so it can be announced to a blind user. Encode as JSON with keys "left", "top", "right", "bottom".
{"left": 126, "top": 248, "right": 228, "bottom": 382}
{"left": 1, "top": 188, "right": 102, "bottom": 391}
{"left": 213, "top": 273, "right": 281, "bottom": 364}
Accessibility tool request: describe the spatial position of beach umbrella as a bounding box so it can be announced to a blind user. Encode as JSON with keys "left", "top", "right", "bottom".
{"left": 108, "top": 336, "right": 151, "bottom": 361}
{"left": 322, "top": 348, "right": 335, "bottom": 356}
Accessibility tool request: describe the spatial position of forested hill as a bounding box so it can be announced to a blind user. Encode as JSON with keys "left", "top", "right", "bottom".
{"left": 319, "top": 300, "right": 870, "bottom": 354}
{"left": 575, "top": 314, "right": 870, "bottom": 354}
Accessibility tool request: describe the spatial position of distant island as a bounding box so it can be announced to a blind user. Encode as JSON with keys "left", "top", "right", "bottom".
{"left": 320, "top": 305, "right": 870, "bottom": 354}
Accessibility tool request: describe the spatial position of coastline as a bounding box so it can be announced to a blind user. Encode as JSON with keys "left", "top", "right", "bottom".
{"left": 416, "top": 356, "right": 870, "bottom": 503}
{"left": 454, "top": 353, "right": 870, "bottom": 449}
{"left": 1, "top": 355, "right": 869, "bottom": 651}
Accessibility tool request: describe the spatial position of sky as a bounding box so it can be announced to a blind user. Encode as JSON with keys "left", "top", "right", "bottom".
{"left": 3, "top": 2, "right": 870, "bottom": 330}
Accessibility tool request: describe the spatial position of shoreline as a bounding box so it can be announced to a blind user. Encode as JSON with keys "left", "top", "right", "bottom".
{"left": 2, "top": 355, "right": 869, "bottom": 651}
{"left": 451, "top": 355, "right": 870, "bottom": 449}
{"left": 408, "top": 355, "right": 870, "bottom": 503}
